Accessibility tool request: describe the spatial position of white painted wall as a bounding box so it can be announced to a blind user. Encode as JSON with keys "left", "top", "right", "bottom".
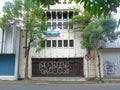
{"left": 0, "top": 29, "right": 2, "bottom": 52}
{"left": 4, "top": 29, "right": 13, "bottom": 53}
{"left": 29, "top": 31, "right": 86, "bottom": 58}
{"left": 104, "top": 36, "right": 120, "bottom": 48}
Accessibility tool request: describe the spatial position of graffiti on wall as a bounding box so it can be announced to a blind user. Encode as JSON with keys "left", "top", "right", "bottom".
{"left": 103, "top": 61, "right": 116, "bottom": 76}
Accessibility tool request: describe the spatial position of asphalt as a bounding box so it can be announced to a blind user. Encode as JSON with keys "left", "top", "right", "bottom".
{"left": 0, "top": 79, "right": 120, "bottom": 84}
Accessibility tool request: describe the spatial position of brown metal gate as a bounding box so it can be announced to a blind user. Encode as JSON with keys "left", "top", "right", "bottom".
{"left": 32, "top": 58, "right": 84, "bottom": 77}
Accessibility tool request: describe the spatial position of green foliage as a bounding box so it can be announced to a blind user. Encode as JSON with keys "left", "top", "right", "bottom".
{"left": 74, "top": 0, "right": 120, "bottom": 17}
{"left": 32, "top": 0, "right": 59, "bottom": 8}
{"left": 1, "top": 0, "right": 47, "bottom": 52}
{"left": 81, "top": 18, "right": 118, "bottom": 51}
{"left": 0, "top": 14, "right": 12, "bottom": 31}
{"left": 69, "top": 11, "right": 91, "bottom": 31}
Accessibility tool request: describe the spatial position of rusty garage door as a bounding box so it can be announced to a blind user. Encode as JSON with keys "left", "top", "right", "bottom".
{"left": 32, "top": 58, "right": 83, "bottom": 77}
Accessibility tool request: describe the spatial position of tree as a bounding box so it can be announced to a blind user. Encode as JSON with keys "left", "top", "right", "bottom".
{"left": 0, "top": 15, "right": 10, "bottom": 53}
{"left": 32, "top": 0, "right": 59, "bottom": 8}
{"left": 74, "top": 0, "right": 120, "bottom": 17}
{"left": 33, "top": 0, "right": 120, "bottom": 17}
{"left": 81, "top": 17, "right": 119, "bottom": 80}
{"left": 70, "top": 12, "right": 119, "bottom": 79}
{"left": 69, "top": 11, "right": 91, "bottom": 31}
{"left": 0, "top": 0, "right": 47, "bottom": 79}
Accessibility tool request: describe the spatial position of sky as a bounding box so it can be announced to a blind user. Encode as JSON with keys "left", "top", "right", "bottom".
{"left": 0, "top": 0, "right": 11, "bottom": 17}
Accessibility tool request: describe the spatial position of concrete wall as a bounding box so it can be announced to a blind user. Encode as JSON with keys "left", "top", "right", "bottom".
{"left": 0, "top": 26, "right": 21, "bottom": 80}
{"left": 18, "top": 0, "right": 96, "bottom": 80}
{"left": 18, "top": 31, "right": 97, "bottom": 79}
{"left": 0, "top": 29, "right": 2, "bottom": 52}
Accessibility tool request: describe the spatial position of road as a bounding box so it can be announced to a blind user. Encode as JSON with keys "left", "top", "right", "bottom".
{"left": 0, "top": 82, "right": 120, "bottom": 90}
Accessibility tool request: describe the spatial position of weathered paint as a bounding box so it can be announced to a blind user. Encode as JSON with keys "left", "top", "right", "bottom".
{"left": 101, "top": 49, "right": 120, "bottom": 78}
{"left": 0, "top": 54, "right": 15, "bottom": 75}
{"left": 32, "top": 58, "right": 83, "bottom": 77}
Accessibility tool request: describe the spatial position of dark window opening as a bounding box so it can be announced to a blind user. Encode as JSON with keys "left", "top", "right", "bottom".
{"left": 47, "top": 12, "right": 51, "bottom": 21}
{"left": 58, "top": 40, "right": 62, "bottom": 47}
{"left": 68, "top": 1, "right": 72, "bottom": 4}
{"left": 69, "top": 12, "right": 73, "bottom": 19}
{"left": 52, "top": 12, "right": 56, "bottom": 20}
{"left": 63, "top": 2, "right": 66, "bottom": 4}
{"left": 58, "top": 22, "right": 62, "bottom": 29}
{"left": 58, "top": 12, "right": 62, "bottom": 21}
{"left": 47, "top": 40, "right": 51, "bottom": 47}
{"left": 63, "top": 12, "right": 67, "bottom": 21}
{"left": 52, "top": 40, "right": 56, "bottom": 47}
{"left": 69, "top": 40, "right": 74, "bottom": 47}
{"left": 63, "top": 23, "right": 68, "bottom": 29}
{"left": 52, "top": 23, "right": 56, "bottom": 29}
{"left": 47, "top": 23, "right": 51, "bottom": 29}
{"left": 69, "top": 25, "right": 73, "bottom": 29}
{"left": 64, "top": 40, "right": 68, "bottom": 47}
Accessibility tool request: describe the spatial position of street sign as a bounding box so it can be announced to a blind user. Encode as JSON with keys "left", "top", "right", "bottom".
{"left": 85, "top": 53, "right": 92, "bottom": 60}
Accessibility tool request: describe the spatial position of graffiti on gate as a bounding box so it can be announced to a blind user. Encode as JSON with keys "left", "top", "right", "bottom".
{"left": 39, "top": 61, "right": 70, "bottom": 75}
{"left": 32, "top": 58, "right": 83, "bottom": 77}
{"left": 103, "top": 61, "right": 116, "bottom": 76}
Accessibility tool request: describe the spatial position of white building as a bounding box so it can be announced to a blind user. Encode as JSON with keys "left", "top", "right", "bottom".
{"left": 18, "top": 0, "right": 120, "bottom": 81}
{"left": 19, "top": 0, "right": 97, "bottom": 81}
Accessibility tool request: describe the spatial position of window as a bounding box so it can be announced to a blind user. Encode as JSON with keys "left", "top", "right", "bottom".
{"left": 69, "top": 12, "right": 73, "bottom": 19}
{"left": 52, "top": 40, "right": 56, "bottom": 47}
{"left": 58, "top": 40, "right": 62, "bottom": 47}
{"left": 46, "top": 40, "right": 74, "bottom": 48}
{"left": 58, "top": 12, "right": 62, "bottom": 21}
{"left": 52, "top": 12, "right": 56, "bottom": 21}
{"left": 47, "top": 40, "right": 51, "bottom": 47}
{"left": 64, "top": 40, "right": 68, "bottom": 47}
{"left": 69, "top": 40, "right": 74, "bottom": 47}
{"left": 58, "top": 22, "right": 62, "bottom": 29}
{"left": 63, "top": 1, "right": 66, "bottom": 4}
{"left": 69, "top": 25, "right": 73, "bottom": 29}
{"left": 68, "top": 1, "right": 72, "bottom": 4}
{"left": 52, "top": 23, "right": 56, "bottom": 29}
{"left": 46, "top": 11, "right": 75, "bottom": 31}
{"left": 63, "top": 22, "right": 68, "bottom": 29}
{"left": 63, "top": 11, "right": 67, "bottom": 21}
{"left": 46, "top": 12, "right": 51, "bottom": 21}
{"left": 47, "top": 23, "right": 51, "bottom": 30}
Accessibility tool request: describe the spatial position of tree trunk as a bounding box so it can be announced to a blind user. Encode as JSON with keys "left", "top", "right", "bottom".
{"left": 25, "top": 39, "right": 32, "bottom": 80}
{"left": 97, "top": 50, "right": 102, "bottom": 81}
